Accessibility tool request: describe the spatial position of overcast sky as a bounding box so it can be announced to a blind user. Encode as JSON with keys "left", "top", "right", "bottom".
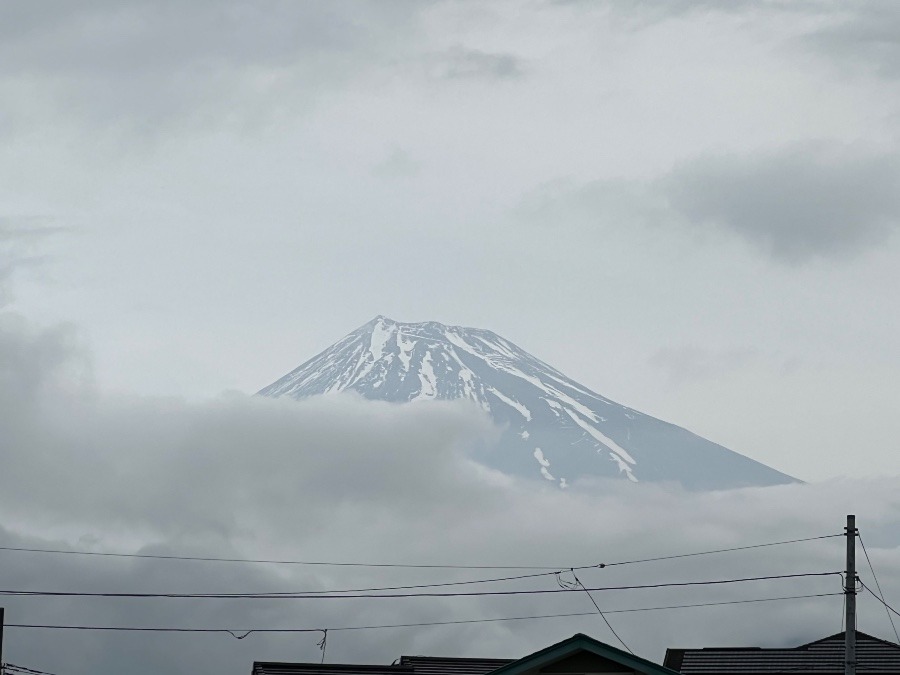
{"left": 2, "top": 1, "right": 900, "bottom": 673}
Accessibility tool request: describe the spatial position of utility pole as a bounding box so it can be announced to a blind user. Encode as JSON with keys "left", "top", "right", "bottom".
{"left": 0, "top": 606, "right": 5, "bottom": 672}
{"left": 846, "top": 515, "right": 857, "bottom": 675}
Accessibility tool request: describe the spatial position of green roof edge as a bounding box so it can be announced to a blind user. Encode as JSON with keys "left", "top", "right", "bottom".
{"left": 485, "top": 633, "right": 680, "bottom": 675}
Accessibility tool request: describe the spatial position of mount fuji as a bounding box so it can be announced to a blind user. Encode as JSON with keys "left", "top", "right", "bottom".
{"left": 258, "top": 316, "right": 797, "bottom": 490}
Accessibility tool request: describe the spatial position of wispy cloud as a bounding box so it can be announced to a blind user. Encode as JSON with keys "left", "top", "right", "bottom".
{"left": 372, "top": 146, "right": 421, "bottom": 178}
{"left": 429, "top": 47, "right": 524, "bottom": 81}
{"left": 0, "top": 216, "right": 66, "bottom": 306}
{"left": 649, "top": 345, "right": 760, "bottom": 385}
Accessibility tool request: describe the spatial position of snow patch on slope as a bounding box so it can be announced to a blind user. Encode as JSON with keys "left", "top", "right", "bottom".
{"left": 610, "top": 453, "right": 639, "bottom": 483}
{"left": 564, "top": 408, "right": 636, "bottom": 466}
{"left": 489, "top": 387, "right": 532, "bottom": 421}
{"left": 417, "top": 352, "right": 437, "bottom": 400}
{"left": 369, "top": 319, "right": 392, "bottom": 361}
{"left": 397, "top": 331, "right": 414, "bottom": 372}
{"left": 533, "top": 447, "right": 566, "bottom": 488}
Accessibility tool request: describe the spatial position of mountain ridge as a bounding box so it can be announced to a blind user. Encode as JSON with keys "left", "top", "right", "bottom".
{"left": 259, "top": 316, "right": 797, "bottom": 490}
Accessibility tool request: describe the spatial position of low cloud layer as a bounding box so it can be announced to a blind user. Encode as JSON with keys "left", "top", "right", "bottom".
{"left": 3, "top": 309, "right": 900, "bottom": 675}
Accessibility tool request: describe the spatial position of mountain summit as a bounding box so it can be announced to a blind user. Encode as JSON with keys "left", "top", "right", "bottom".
{"left": 259, "top": 316, "right": 796, "bottom": 489}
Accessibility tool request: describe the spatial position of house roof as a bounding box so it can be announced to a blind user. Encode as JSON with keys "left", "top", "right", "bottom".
{"left": 398, "top": 656, "right": 515, "bottom": 675}
{"left": 252, "top": 655, "right": 513, "bottom": 675}
{"left": 664, "top": 631, "right": 900, "bottom": 675}
{"left": 254, "top": 633, "right": 678, "bottom": 675}
{"left": 488, "top": 633, "right": 681, "bottom": 675}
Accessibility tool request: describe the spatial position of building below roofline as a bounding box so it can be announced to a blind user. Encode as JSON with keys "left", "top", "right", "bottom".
{"left": 253, "top": 657, "right": 514, "bottom": 675}
{"left": 664, "top": 631, "right": 900, "bottom": 675}
{"left": 253, "top": 631, "right": 900, "bottom": 675}
{"left": 253, "top": 633, "right": 680, "bottom": 675}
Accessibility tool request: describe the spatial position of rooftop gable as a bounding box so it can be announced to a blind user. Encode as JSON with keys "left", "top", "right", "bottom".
{"left": 487, "top": 633, "right": 680, "bottom": 675}
{"left": 252, "top": 633, "right": 677, "bottom": 675}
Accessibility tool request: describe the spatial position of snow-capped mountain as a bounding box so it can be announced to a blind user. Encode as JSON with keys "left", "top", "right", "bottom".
{"left": 259, "top": 316, "right": 797, "bottom": 489}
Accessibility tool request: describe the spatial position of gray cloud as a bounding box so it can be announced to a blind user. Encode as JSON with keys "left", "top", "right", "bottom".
{"left": 556, "top": 0, "right": 810, "bottom": 31}
{"left": 372, "top": 147, "right": 421, "bottom": 179}
{"left": 804, "top": 2, "right": 900, "bottom": 79}
{"left": 649, "top": 346, "right": 760, "bottom": 385}
{"left": 0, "top": 1, "right": 428, "bottom": 133}
{"left": 662, "top": 143, "right": 900, "bottom": 262}
{"left": 0, "top": 216, "right": 63, "bottom": 240}
{"left": 512, "top": 142, "right": 900, "bottom": 264}
{"left": 3, "top": 312, "right": 900, "bottom": 675}
{"left": 430, "top": 47, "right": 524, "bottom": 81}
{"left": 0, "top": 217, "right": 66, "bottom": 306}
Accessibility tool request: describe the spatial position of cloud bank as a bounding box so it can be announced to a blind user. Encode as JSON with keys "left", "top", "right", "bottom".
{"left": 3, "top": 305, "right": 900, "bottom": 675}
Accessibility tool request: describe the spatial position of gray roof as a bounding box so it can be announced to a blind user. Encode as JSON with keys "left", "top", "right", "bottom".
{"left": 399, "top": 656, "right": 514, "bottom": 675}
{"left": 664, "top": 632, "right": 900, "bottom": 675}
{"left": 253, "top": 655, "right": 513, "bottom": 675}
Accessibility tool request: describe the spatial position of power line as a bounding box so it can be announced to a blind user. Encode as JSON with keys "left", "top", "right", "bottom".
{"left": 571, "top": 571, "right": 634, "bottom": 655}
{"left": 4, "top": 665, "right": 62, "bottom": 675}
{"left": 0, "top": 571, "right": 842, "bottom": 600}
{"left": 0, "top": 546, "right": 562, "bottom": 571}
{"left": 860, "top": 581, "right": 900, "bottom": 621}
{"left": 598, "top": 534, "right": 843, "bottom": 568}
{"left": 0, "top": 533, "right": 841, "bottom": 571}
{"left": 858, "top": 534, "right": 900, "bottom": 644}
{"left": 3, "top": 591, "right": 843, "bottom": 636}
{"left": 221, "top": 569, "right": 563, "bottom": 596}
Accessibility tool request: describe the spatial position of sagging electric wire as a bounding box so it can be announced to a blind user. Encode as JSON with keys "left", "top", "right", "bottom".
{"left": 860, "top": 580, "right": 900, "bottom": 621}
{"left": 0, "top": 532, "right": 841, "bottom": 571}
{"left": 570, "top": 569, "right": 635, "bottom": 655}
{"left": 3, "top": 591, "right": 843, "bottom": 637}
{"left": 0, "top": 571, "right": 843, "bottom": 600}
{"left": 594, "top": 534, "right": 843, "bottom": 569}
{"left": 3, "top": 665, "right": 62, "bottom": 675}
{"left": 0, "top": 545, "right": 563, "bottom": 570}
{"left": 226, "top": 569, "right": 565, "bottom": 596}
{"left": 858, "top": 533, "right": 900, "bottom": 644}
